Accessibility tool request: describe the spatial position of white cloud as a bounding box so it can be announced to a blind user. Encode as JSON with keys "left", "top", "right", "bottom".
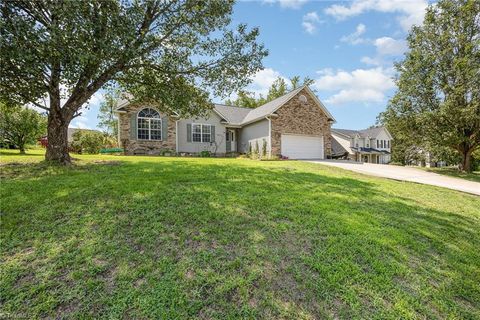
{"left": 302, "top": 12, "right": 321, "bottom": 34}
{"left": 373, "top": 36, "right": 407, "bottom": 55}
{"left": 70, "top": 116, "right": 92, "bottom": 129}
{"left": 340, "top": 23, "right": 367, "bottom": 44}
{"left": 325, "top": 0, "right": 428, "bottom": 32}
{"left": 264, "top": 0, "right": 307, "bottom": 9}
{"left": 248, "top": 68, "right": 287, "bottom": 96}
{"left": 361, "top": 36, "right": 407, "bottom": 66}
{"left": 313, "top": 67, "right": 395, "bottom": 104}
{"left": 360, "top": 56, "right": 382, "bottom": 66}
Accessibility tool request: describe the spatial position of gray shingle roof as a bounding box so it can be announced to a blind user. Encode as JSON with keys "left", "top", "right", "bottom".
{"left": 240, "top": 86, "right": 304, "bottom": 124}
{"left": 332, "top": 128, "right": 361, "bottom": 138}
{"left": 359, "top": 127, "right": 384, "bottom": 137}
{"left": 213, "top": 104, "right": 252, "bottom": 124}
{"left": 332, "top": 127, "right": 387, "bottom": 139}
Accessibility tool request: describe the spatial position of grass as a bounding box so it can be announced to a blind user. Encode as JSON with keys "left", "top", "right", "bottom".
{"left": 1, "top": 149, "right": 479, "bottom": 319}
{"left": 418, "top": 166, "right": 480, "bottom": 183}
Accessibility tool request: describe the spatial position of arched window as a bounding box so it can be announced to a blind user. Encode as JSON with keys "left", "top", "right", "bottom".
{"left": 137, "top": 108, "right": 162, "bottom": 140}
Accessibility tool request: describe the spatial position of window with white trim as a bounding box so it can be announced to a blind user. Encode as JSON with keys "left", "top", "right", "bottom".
{"left": 137, "top": 108, "right": 162, "bottom": 140}
{"left": 192, "top": 124, "right": 212, "bottom": 143}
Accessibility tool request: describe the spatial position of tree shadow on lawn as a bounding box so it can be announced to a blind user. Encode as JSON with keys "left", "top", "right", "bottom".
{"left": 0, "top": 150, "right": 45, "bottom": 157}
{"left": 1, "top": 160, "right": 479, "bottom": 319}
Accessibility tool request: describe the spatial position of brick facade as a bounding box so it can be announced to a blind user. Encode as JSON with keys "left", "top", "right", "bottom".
{"left": 118, "top": 104, "right": 176, "bottom": 155}
{"left": 270, "top": 88, "right": 332, "bottom": 157}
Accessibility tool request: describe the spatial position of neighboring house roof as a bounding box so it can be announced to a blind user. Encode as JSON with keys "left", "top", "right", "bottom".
{"left": 332, "top": 126, "right": 391, "bottom": 139}
{"left": 331, "top": 128, "right": 361, "bottom": 138}
{"left": 67, "top": 128, "right": 101, "bottom": 142}
{"left": 359, "top": 126, "right": 385, "bottom": 137}
{"left": 115, "top": 85, "right": 336, "bottom": 127}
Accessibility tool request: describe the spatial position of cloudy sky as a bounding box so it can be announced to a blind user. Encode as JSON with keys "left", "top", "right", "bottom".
{"left": 71, "top": 0, "right": 430, "bottom": 130}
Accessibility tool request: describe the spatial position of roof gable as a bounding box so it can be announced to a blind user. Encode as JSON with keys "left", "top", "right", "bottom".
{"left": 241, "top": 86, "right": 336, "bottom": 125}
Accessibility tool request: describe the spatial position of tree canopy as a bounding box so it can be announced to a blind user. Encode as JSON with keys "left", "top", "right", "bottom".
{"left": 379, "top": 0, "right": 480, "bottom": 171}
{"left": 224, "top": 76, "right": 314, "bottom": 108}
{"left": 0, "top": 103, "right": 47, "bottom": 153}
{"left": 0, "top": 0, "right": 267, "bottom": 163}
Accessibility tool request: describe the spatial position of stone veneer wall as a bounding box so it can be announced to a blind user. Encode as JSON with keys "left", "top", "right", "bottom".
{"left": 118, "top": 104, "right": 176, "bottom": 155}
{"left": 270, "top": 88, "right": 332, "bottom": 157}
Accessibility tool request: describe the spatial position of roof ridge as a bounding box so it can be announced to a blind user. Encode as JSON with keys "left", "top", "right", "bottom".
{"left": 214, "top": 103, "right": 253, "bottom": 110}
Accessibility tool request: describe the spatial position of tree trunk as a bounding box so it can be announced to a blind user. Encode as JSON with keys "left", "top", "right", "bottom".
{"left": 45, "top": 109, "right": 71, "bottom": 164}
{"left": 19, "top": 146, "right": 26, "bottom": 154}
{"left": 459, "top": 148, "right": 473, "bottom": 173}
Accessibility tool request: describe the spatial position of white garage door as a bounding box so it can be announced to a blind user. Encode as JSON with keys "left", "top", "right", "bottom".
{"left": 281, "top": 134, "right": 324, "bottom": 159}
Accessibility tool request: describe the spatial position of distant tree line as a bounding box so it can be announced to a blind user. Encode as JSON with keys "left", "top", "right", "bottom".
{"left": 224, "top": 76, "right": 314, "bottom": 108}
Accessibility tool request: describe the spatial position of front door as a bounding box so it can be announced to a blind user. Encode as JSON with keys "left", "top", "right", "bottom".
{"left": 226, "top": 129, "right": 236, "bottom": 152}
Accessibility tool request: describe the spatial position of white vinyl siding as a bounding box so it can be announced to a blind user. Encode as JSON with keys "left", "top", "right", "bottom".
{"left": 177, "top": 111, "right": 227, "bottom": 154}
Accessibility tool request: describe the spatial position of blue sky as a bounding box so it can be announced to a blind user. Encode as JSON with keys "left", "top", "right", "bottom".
{"left": 71, "top": 0, "right": 429, "bottom": 130}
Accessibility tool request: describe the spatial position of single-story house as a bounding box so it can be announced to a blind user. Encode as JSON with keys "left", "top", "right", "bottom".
{"left": 331, "top": 127, "right": 392, "bottom": 164}
{"left": 115, "top": 86, "right": 336, "bottom": 159}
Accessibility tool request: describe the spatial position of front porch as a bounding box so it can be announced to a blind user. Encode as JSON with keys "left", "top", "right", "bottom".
{"left": 352, "top": 148, "right": 390, "bottom": 164}
{"left": 355, "top": 152, "right": 380, "bottom": 163}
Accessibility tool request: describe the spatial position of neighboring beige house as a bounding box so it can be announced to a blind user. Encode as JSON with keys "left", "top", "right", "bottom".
{"left": 67, "top": 128, "right": 101, "bottom": 143}
{"left": 115, "top": 86, "right": 336, "bottom": 159}
{"left": 331, "top": 127, "right": 393, "bottom": 164}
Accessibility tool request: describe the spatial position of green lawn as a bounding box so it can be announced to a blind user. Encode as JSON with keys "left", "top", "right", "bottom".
{"left": 419, "top": 166, "right": 480, "bottom": 183}
{"left": 1, "top": 149, "right": 479, "bottom": 319}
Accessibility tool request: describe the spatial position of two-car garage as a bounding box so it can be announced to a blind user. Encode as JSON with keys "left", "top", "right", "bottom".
{"left": 280, "top": 134, "right": 324, "bottom": 159}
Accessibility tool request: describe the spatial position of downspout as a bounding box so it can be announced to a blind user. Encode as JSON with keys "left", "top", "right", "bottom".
{"left": 175, "top": 119, "right": 179, "bottom": 154}
{"left": 117, "top": 115, "right": 121, "bottom": 148}
{"left": 266, "top": 116, "right": 272, "bottom": 158}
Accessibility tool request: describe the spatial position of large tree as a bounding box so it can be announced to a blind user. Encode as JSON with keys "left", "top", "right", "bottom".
{"left": 0, "top": 103, "right": 47, "bottom": 154}
{"left": 0, "top": 0, "right": 267, "bottom": 163}
{"left": 380, "top": 0, "right": 480, "bottom": 171}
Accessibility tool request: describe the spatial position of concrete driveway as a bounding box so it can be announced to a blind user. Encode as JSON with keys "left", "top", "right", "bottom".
{"left": 308, "top": 160, "right": 480, "bottom": 196}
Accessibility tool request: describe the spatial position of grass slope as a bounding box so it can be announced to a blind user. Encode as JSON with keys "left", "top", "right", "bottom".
{"left": 419, "top": 167, "right": 480, "bottom": 183}
{"left": 1, "top": 150, "right": 479, "bottom": 319}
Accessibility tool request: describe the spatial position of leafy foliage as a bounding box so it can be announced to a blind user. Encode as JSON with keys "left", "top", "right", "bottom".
{"left": 0, "top": 0, "right": 267, "bottom": 162}
{"left": 70, "top": 130, "right": 112, "bottom": 154}
{"left": 97, "top": 89, "right": 120, "bottom": 137}
{"left": 0, "top": 103, "right": 46, "bottom": 153}
{"left": 379, "top": 0, "right": 480, "bottom": 171}
{"left": 224, "top": 76, "right": 314, "bottom": 108}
